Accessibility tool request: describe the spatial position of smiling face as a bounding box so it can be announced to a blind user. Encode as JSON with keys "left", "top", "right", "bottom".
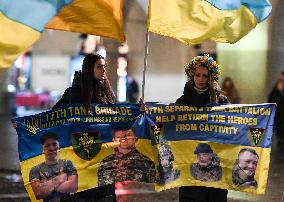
{"left": 197, "top": 153, "right": 213, "bottom": 167}
{"left": 93, "top": 58, "right": 106, "bottom": 80}
{"left": 238, "top": 151, "right": 258, "bottom": 176}
{"left": 42, "top": 138, "right": 59, "bottom": 162}
{"left": 194, "top": 66, "right": 209, "bottom": 90}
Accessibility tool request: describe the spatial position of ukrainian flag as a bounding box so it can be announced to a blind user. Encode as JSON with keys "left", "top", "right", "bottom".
{"left": 46, "top": 0, "right": 125, "bottom": 43}
{"left": 148, "top": 0, "right": 272, "bottom": 45}
{"left": 0, "top": 0, "right": 124, "bottom": 69}
{"left": 0, "top": 0, "right": 72, "bottom": 68}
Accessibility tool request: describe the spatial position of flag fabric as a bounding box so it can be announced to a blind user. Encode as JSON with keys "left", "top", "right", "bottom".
{"left": 0, "top": 0, "right": 124, "bottom": 69}
{"left": 12, "top": 103, "right": 275, "bottom": 201}
{"left": 147, "top": 0, "right": 272, "bottom": 44}
{"left": 0, "top": 0, "right": 73, "bottom": 68}
{"left": 46, "top": 0, "right": 125, "bottom": 42}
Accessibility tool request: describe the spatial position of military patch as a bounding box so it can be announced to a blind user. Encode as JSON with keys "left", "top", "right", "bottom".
{"left": 248, "top": 128, "right": 265, "bottom": 146}
{"left": 150, "top": 124, "right": 164, "bottom": 145}
{"left": 72, "top": 131, "right": 102, "bottom": 160}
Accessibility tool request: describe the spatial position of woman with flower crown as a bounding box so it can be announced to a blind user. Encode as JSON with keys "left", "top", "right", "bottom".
{"left": 176, "top": 54, "right": 229, "bottom": 202}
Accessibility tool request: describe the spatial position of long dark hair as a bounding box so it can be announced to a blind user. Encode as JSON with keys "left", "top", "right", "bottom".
{"left": 81, "top": 54, "right": 116, "bottom": 110}
{"left": 221, "top": 77, "right": 241, "bottom": 104}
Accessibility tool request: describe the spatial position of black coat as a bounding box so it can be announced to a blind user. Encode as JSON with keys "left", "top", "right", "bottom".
{"left": 176, "top": 83, "right": 229, "bottom": 106}
{"left": 268, "top": 88, "right": 284, "bottom": 129}
{"left": 52, "top": 71, "right": 113, "bottom": 110}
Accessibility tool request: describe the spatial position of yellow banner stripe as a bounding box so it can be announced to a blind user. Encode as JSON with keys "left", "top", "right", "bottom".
{"left": 21, "top": 139, "right": 154, "bottom": 200}
{"left": 0, "top": 12, "right": 40, "bottom": 68}
{"left": 155, "top": 141, "right": 270, "bottom": 194}
{"left": 20, "top": 139, "right": 269, "bottom": 198}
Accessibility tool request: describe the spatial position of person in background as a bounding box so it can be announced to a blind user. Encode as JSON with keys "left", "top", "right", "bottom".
{"left": 52, "top": 53, "right": 116, "bottom": 201}
{"left": 268, "top": 79, "right": 284, "bottom": 144}
{"left": 221, "top": 77, "right": 241, "bottom": 104}
{"left": 126, "top": 75, "right": 139, "bottom": 103}
{"left": 176, "top": 54, "right": 229, "bottom": 202}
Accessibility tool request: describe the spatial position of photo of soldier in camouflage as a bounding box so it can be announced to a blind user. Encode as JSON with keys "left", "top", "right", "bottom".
{"left": 98, "top": 127, "right": 156, "bottom": 186}
{"left": 232, "top": 148, "right": 259, "bottom": 189}
{"left": 157, "top": 143, "right": 180, "bottom": 185}
{"left": 29, "top": 132, "right": 78, "bottom": 202}
{"left": 190, "top": 143, "right": 222, "bottom": 182}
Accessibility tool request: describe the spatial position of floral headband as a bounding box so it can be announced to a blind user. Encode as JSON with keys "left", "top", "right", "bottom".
{"left": 184, "top": 54, "right": 221, "bottom": 81}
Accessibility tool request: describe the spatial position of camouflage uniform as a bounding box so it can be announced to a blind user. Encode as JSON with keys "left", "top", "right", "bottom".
{"left": 157, "top": 143, "right": 180, "bottom": 185}
{"left": 190, "top": 154, "right": 222, "bottom": 182}
{"left": 232, "top": 163, "right": 257, "bottom": 188}
{"left": 29, "top": 159, "right": 77, "bottom": 202}
{"left": 157, "top": 167, "right": 180, "bottom": 185}
{"left": 98, "top": 148, "right": 156, "bottom": 186}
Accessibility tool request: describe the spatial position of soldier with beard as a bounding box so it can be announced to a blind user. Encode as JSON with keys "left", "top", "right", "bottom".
{"left": 190, "top": 143, "right": 222, "bottom": 182}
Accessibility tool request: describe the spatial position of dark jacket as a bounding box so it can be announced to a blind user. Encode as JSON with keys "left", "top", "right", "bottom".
{"left": 176, "top": 82, "right": 229, "bottom": 106}
{"left": 53, "top": 71, "right": 114, "bottom": 110}
{"left": 268, "top": 87, "right": 284, "bottom": 129}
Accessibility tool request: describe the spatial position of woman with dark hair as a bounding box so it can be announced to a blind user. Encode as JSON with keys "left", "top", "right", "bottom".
{"left": 176, "top": 55, "right": 228, "bottom": 106}
{"left": 53, "top": 53, "right": 116, "bottom": 201}
{"left": 221, "top": 77, "right": 241, "bottom": 104}
{"left": 53, "top": 53, "right": 116, "bottom": 111}
{"left": 176, "top": 54, "right": 229, "bottom": 202}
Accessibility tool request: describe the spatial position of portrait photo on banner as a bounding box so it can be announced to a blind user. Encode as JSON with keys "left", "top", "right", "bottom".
{"left": 98, "top": 126, "right": 156, "bottom": 186}
{"left": 156, "top": 143, "right": 180, "bottom": 185}
{"left": 29, "top": 132, "right": 78, "bottom": 202}
{"left": 232, "top": 148, "right": 259, "bottom": 189}
{"left": 190, "top": 143, "right": 222, "bottom": 182}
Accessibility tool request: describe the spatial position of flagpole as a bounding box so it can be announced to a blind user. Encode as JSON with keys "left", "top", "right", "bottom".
{"left": 142, "top": 31, "right": 149, "bottom": 101}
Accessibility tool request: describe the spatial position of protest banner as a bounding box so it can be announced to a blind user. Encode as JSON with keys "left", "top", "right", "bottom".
{"left": 12, "top": 103, "right": 275, "bottom": 201}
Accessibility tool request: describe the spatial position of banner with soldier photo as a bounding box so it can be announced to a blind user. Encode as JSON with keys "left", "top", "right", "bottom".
{"left": 13, "top": 103, "right": 275, "bottom": 201}
{"left": 145, "top": 103, "right": 275, "bottom": 194}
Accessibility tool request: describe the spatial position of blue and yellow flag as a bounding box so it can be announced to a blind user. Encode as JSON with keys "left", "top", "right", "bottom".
{"left": 148, "top": 0, "right": 272, "bottom": 44}
{"left": 0, "top": 0, "right": 124, "bottom": 69}
{"left": 13, "top": 103, "right": 275, "bottom": 201}
{"left": 46, "top": 0, "right": 125, "bottom": 42}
